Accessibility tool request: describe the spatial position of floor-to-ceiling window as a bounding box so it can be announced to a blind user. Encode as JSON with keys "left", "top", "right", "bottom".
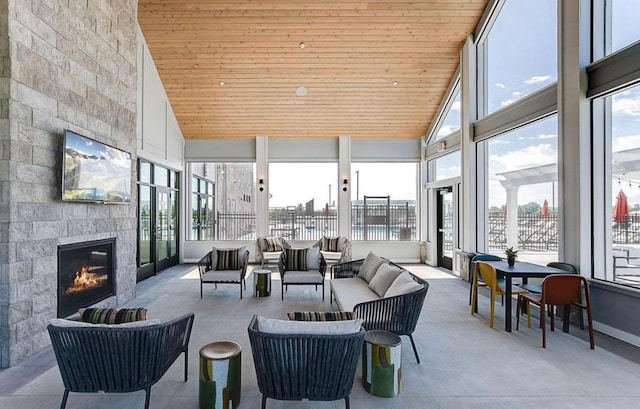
{"left": 189, "top": 162, "right": 256, "bottom": 241}
{"left": 350, "top": 163, "right": 418, "bottom": 241}
{"left": 268, "top": 163, "right": 337, "bottom": 241}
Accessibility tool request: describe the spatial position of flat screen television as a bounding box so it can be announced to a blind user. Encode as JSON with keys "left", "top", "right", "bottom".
{"left": 62, "top": 130, "right": 132, "bottom": 204}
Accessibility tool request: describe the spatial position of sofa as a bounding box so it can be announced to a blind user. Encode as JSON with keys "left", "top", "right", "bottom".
{"left": 198, "top": 246, "right": 250, "bottom": 298}
{"left": 48, "top": 312, "right": 195, "bottom": 409}
{"left": 330, "top": 252, "right": 429, "bottom": 363}
{"left": 256, "top": 236, "right": 290, "bottom": 267}
{"left": 248, "top": 314, "right": 365, "bottom": 409}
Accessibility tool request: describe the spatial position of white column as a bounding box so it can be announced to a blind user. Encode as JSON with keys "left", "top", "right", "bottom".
{"left": 558, "top": 0, "right": 591, "bottom": 272}
{"left": 505, "top": 187, "right": 519, "bottom": 249}
{"left": 256, "top": 136, "right": 269, "bottom": 237}
{"left": 460, "top": 34, "right": 479, "bottom": 251}
{"left": 338, "top": 135, "right": 351, "bottom": 237}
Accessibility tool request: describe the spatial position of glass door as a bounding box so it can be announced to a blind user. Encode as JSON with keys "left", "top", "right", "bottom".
{"left": 155, "top": 188, "right": 171, "bottom": 271}
{"left": 137, "top": 184, "right": 154, "bottom": 281}
{"left": 437, "top": 187, "right": 454, "bottom": 270}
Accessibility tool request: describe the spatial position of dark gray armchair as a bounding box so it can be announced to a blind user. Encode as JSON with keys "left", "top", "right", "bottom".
{"left": 198, "top": 247, "right": 250, "bottom": 298}
{"left": 247, "top": 315, "right": 365, "bottom": 409}
{"left": 47, "top": 313, "right": 195, "bottom": 409}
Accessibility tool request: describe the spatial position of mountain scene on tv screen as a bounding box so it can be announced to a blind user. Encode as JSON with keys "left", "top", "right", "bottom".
{"left": 64, "top": 133, "right": 131, "bottom": 203}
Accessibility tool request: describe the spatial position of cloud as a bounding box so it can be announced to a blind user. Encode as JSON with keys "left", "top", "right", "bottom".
{"left": 501, "top": 98, "right": 516, "bottom": 107}
{"left": 512, "top": 91, "right": 523, "bottom": 96}
{"left": 613, "top": 134, "right": 640, "bottom": 151}
{"left": 450, "top": 100, "right": 461, "bottom": 112}
{"left": 488, "top": 143, "right": 557, "bottom": 173}
{"left": 537, "top": 133, "right": 557, "bottom": 139}
{"left": 612, "top": 95, "right": 640, "bottom": 117}
{"left": 495, "top": 83, "right": 506, "bottom": 89}
{"left": 436, "top": 124, "right": 459, "bottom": 137}
{"left": 523, "top": 75, "right": 551, "bottom": 85}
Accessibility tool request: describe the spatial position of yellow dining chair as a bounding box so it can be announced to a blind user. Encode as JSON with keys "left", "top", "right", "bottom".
{"left": 471, "top": 261, "right": 528, "bottom": 328}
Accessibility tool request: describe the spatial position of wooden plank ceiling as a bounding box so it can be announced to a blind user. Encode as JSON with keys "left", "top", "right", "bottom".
{"left": 138, "top": 0, "right": 489, "bottom": 140}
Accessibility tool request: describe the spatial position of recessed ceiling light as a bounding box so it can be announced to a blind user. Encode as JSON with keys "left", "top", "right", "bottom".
{"left": 299, "top": 42, "right": 306, "bottom": 49}
{"left": 219, "top": 81, "right": 225, "bottom": 86}
{"left": 296, "top": 86, "right": 308, "bottom": 96}
{"left": 392, "top": 80, "right": 399, "bottom": 86}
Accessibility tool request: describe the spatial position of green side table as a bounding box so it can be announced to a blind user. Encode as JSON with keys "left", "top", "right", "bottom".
{"left": 253, "top": 269, "right": 271, "bottom": 297}
{"left": 362, "top": 330, "right": 402, "bottom": 397}
{"left": 199, "top": 340, "right": 242, "bottom": 409}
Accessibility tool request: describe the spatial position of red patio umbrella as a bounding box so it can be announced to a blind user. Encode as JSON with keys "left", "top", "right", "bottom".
{"left": 613, "top": 190, "right": 629, "bottom": 223}
{"left": 541, "top": 199, "right": 549, "bottom": 217}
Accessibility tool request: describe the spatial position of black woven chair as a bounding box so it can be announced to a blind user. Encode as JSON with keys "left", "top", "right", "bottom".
{"left": 331, "top": 259, "right": 430, "bottom": 363}
{"left": 47, "top": 313, "right": 195, "bottom": 409}
{"left": 247, "top": 315, "right": 365, "bottom": 409}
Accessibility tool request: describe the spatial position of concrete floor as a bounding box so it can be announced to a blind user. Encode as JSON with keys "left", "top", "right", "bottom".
{"left": 2, "top": 263, "right": 640, "bottom": 409}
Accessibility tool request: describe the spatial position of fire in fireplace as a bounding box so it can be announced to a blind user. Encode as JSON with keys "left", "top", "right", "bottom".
{"left": 58, "top": 238, "right": 116, "bottom": 318}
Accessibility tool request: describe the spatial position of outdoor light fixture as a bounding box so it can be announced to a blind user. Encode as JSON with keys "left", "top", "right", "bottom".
{"left": 342, "top": 178, "right": 348, "bottom": 192}
{"left": 259, "top": 179, "right": 264, "bottom": 192}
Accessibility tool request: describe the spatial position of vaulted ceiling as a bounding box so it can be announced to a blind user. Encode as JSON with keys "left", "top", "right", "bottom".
{"left": 137, "top": 1, "right": 489, "bottom": 140}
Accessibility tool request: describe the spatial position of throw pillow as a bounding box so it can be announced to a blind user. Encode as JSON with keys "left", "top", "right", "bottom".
{"left": 257, "top": 315, "right": 363, "bottom": 335}
{"left": 358, "top": 251, "right": 386, "bottom": 283}
{"left": 384, "top": 271, "right": 424, "bottom": 298}
{"left": 306, "top": 246, "right": 321, "bottom": 270}
{"left": 285, "top": 248, "right": 308, "bottom": 271}
{"left": 266, "top": 237, "right": 284, "bottom": 252}
{"left": 78, "top": 307, "right": 147, "bottom": 324}
{"left": 322, "top": 236, "right": 341, "bottom": 252}
{"left": 368, "top": 263, "right": 404, "bottom": 297}
{"left": 287, "top": 311, "right": 357, "bottom": 321}
{"left": 216, "top": 248, "right": 240, "bottom": 270}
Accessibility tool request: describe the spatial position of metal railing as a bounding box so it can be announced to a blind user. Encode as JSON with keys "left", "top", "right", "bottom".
{"left": 488, "top": 212, "right": 558, "bottom": 251}
{"left": 613, "top": 214, "right": 640, "bottom": 244}
{"left": 216, "top": 212, "right": 256, "bottom": 240}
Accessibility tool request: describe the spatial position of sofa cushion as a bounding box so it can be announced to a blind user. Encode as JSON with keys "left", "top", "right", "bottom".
{"left": 384, "top": 271, "right": 424, "bottom": 298}
{"left": 50, "top": 318, "right": 160, "bottom": 328}
{"left": 282, "top": 270, "right": 323, "bottom": 284}
{"left": 287, "top": 311, "right": 357, "bottom": 321}
{"left": 320, "top": 250, "right": 342, "bottom": 263}
{"left": 358, "top": 251, "right": 386, "bottom": 283}
{"left": 78, "top": 307, "right": 147, "bottom": 324}
{"left": 285, "top": 248, "right": 308, "bottom": 271}
{"left": 368, "top": 263, "right": 404, "bottom": 297}
{"left": 306, "top": 246, "right": 321, "bottom": 270}
{"left": 330, "top": 278, "right": 379, "bottom": 311}
{"left": 216, "top": 248, "right": 240, "bottom": 270}
{"left": 202, "top": 270, "right": 243, "bottom": 282}
{"left": 256, "top": 315, "right": 363, "bottom": 335}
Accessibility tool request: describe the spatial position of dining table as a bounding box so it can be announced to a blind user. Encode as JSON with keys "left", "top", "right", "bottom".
{"left": 481, "top": 260, "right": 567, "bottom": 332}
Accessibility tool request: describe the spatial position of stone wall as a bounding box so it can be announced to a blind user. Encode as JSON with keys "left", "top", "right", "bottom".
{"left": 0, "top": 0, "right": 138, "bottom": 367}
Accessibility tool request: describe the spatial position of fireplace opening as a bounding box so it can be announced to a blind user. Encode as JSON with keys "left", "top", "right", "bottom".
{"left": 58, "top": 238, "right": 116, "bottom": 318}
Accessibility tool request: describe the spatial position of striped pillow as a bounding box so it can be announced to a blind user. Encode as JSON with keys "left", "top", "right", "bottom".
{"left": 322, "top": 236, "right": 341, "bottom": 252}
{"left": 285, "top": 248, "right": 308, "bottom": 271}
{"left": 216, "top": 248, "right": 240, "bottom": 270}
{"left": 266, "top": 237, "right": 284, "bottom": 252}
{"left": 287, "top": 311, "right": 356, "bottom": 321}
{"left": 78, "top": 307, "right": 147, "bottom": 324}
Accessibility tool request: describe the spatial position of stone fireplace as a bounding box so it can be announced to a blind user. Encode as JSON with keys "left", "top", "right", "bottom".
{"left": 57, "top": 239, "right": 116, "bottom": 318}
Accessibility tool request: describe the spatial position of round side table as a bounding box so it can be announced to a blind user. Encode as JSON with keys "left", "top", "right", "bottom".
{"left": 253, "top": 269, "right": 272, "bottom": 297}
{"left": 362, "top": 330, "right": 402, "bottom": 397}
{"left": 199, "top": 340, "right": 242, "bottom": 409}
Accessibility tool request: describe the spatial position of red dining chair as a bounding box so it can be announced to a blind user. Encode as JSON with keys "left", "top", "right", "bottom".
{"left": 516, "top": 274, "right": 594, "bottom": 349}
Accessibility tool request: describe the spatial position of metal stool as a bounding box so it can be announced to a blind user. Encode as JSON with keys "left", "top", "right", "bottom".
{"left": 199, "top": 340, "right": 242, "bottom": 409}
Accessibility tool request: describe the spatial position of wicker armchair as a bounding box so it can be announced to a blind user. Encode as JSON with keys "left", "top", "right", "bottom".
{"left": 47, "top": 313, "right": 195, "bottom": 409}
{"left": 198, "top": 248, "right": 250, "bottom": 298}
{"left": 247, "top": 315, "right": 365, "bottom": 409}
{"left": 331, "top": 259, "right": 430, "bottom": 363}
{"left": 278, "top": 249, "right": 327, "bottom": 300}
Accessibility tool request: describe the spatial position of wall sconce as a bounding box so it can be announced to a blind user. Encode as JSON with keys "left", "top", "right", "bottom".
{"left": 258, "top": 178, "right": 264, "bottom": 192}
{"left": 342, "top": 178, "right": 348, "bottom": 192}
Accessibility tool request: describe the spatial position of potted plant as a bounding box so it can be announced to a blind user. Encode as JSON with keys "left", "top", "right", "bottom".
{"left": 505, "top": 247, "right": 518, "bottom": 267}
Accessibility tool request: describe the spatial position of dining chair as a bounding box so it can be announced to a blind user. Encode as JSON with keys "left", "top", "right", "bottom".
{"left": 471, "top": 261, "right": 528, "bottom": 329}
{"left": 468, "top": 253, "right": 503, "bottom": 312}
{"left": 516, "top": 274, "right": 594, "bottom": 349}
{"left": 518, "top": 262, "right": 584, "bottom": 330}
